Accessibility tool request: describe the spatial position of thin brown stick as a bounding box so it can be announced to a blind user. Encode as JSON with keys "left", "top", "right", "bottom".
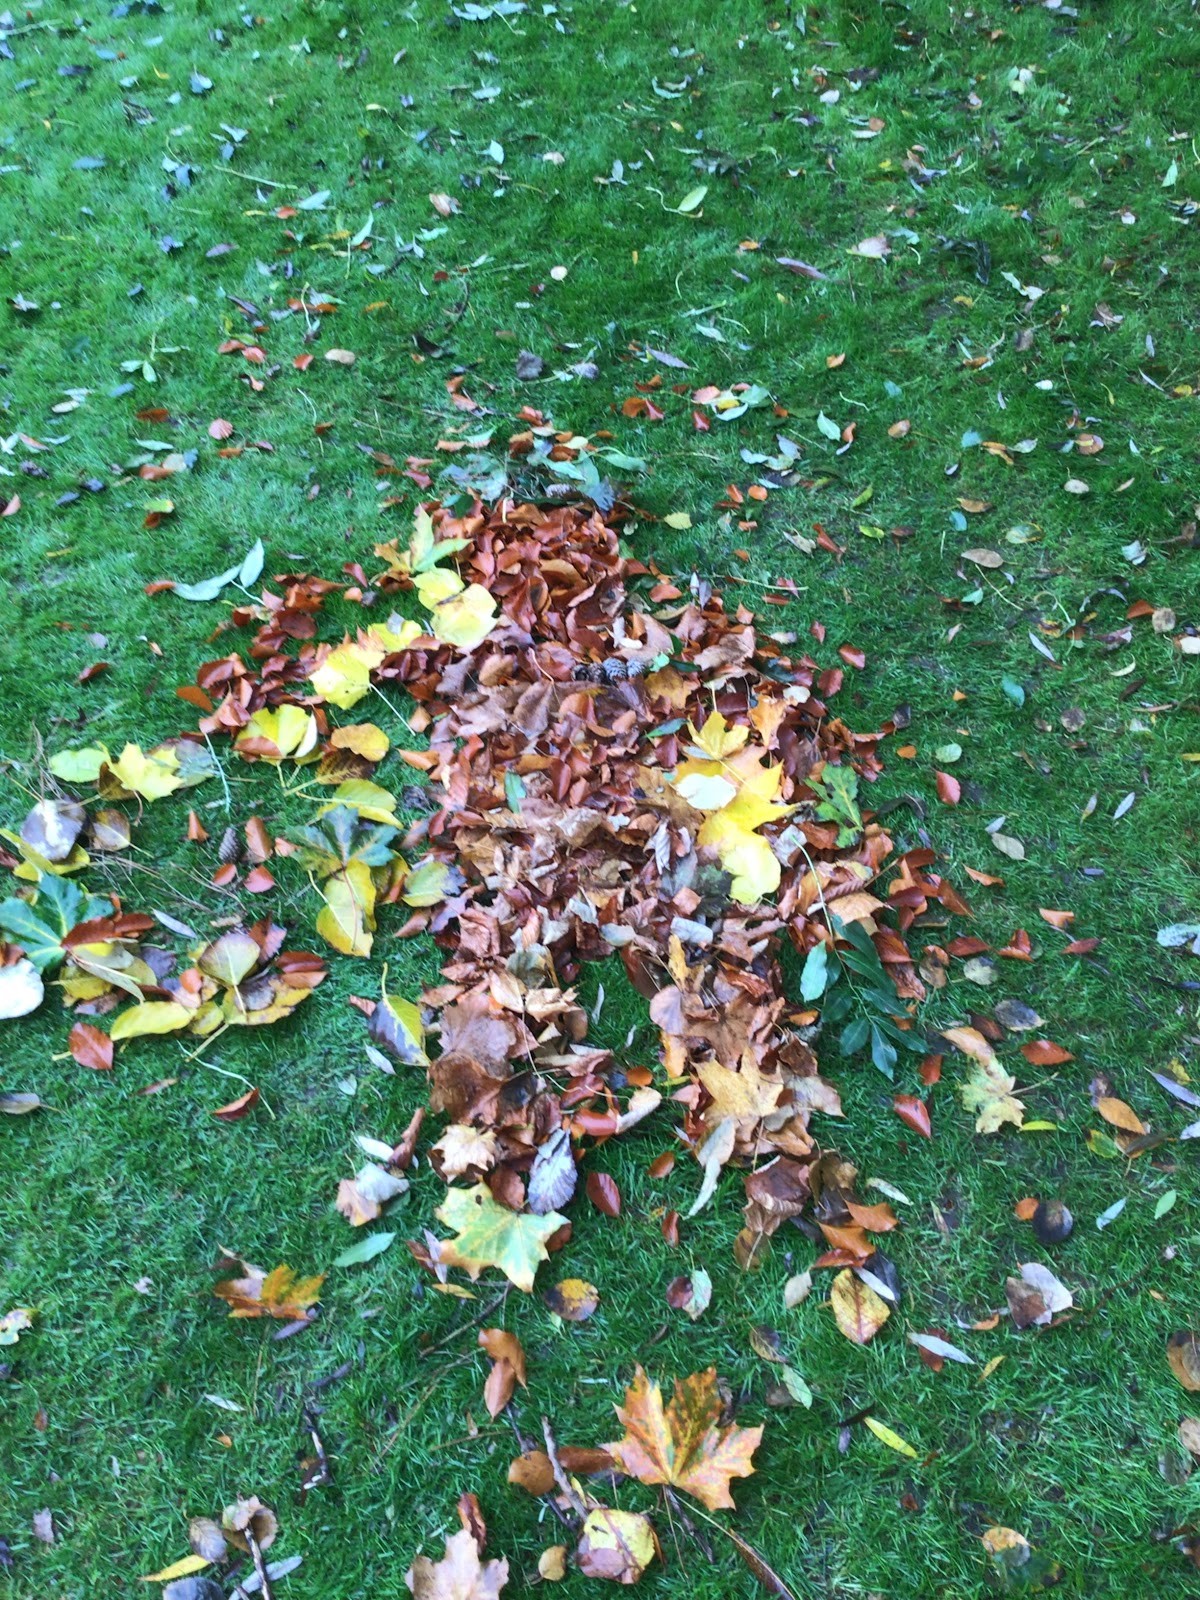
{"left": 541, "top": 1417, "right": 588, "bottom": 1519}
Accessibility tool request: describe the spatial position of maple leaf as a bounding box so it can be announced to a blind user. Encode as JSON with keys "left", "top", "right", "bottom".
{"left": 604, "top": 1366, "right": 762, "bottom": 1511}
{"left": 435, "top": 1185, "right": 566, "bottom": 1293}
{"left": 697, "top": 1050, "right": 785, "bottom": 1138}
{"left": 406, "top": 1528, "right": 508, "bottom": 1600}
{"left": 959, "top": 1058, "right": 1025, "bottom": 1133}
{"left": 212, "top": 1260, "right": 325, "bottom": 1320}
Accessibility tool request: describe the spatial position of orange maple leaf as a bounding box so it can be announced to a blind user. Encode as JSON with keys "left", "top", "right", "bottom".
{"left": 604, "top": 1366, "right": 762, "bottom": 1510}
{"left": 212, "top": 1260, "right": 325, "bottom": 1321}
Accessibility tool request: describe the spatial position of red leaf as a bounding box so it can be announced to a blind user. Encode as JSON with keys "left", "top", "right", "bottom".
{"left": 208, "top": 418, "right": 234, "bottom": 440}
{"left": 211, "top": 1087, "right": 260, "bottom": 1121}
{"left": 586, "top": 1171, "right": 621, "bottom": 1217}
{"left": 661, "top": 1209, "right": 680, "bottom": 1247}
{"left": 892, "top": 1095, "right": 932, "bottom": 1139}
{"left": 648, "top": 1151, "right": 675, "bottom": 1179}
{"left": 935, "top": 771, "right": 961, "bottom": 806}
{"left": 77, "top": 661, "right": 110, "bottom": 684}
{"left": 68, "top": 1022, "right": 113, "bottom": 1071}
{"left": 1020, "top": 1040, "right": 1075, "bottom": 1067}
{"left": 838, "top": 644, "right": 866, "bottom": 671}
{"left": 1063, "top": 937, "right": 1100, "bottom": 955}
{"left": 919, "top": 1054, "right": 943, "bottom": 1086}
{"left": 244, "top": 866, "right": 276, "bottom": 893}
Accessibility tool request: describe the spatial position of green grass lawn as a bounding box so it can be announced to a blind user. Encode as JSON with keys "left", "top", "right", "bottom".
{"left": 3, "top": 0, "right": 1200, "bottom": 1594}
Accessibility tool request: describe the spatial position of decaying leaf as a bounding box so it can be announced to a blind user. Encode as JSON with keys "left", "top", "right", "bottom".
{"left": 576, "top": 1508, "right": 658, "bottom": 1584}
{"left": 212, "top": 1260, "right": 325, "bottom": 1320}
{"left": 1168, "top": 1332, "right": 1200, "bottom": 1392}
{"left": 829, "top": 1269, "right": 890, "bottom": 1344}
{"left": 1005, "top": 1262, "right": 1073, "bottom": 1329}
{"left": 406, "top": 1528, "right": 508, "bottom": 1599}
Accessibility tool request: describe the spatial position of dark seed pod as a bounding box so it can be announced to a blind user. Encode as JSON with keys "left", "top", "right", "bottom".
{"left": 600, "top": 656, "right": 628, "bottom": 683}
{"left": 1032, "top": 1198, "right": 1073, "bottom": 1246}
{"left": 217, "top": 825, "right": 241, "bottom": 865}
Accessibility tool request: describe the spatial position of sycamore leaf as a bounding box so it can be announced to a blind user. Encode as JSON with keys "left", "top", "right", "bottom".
{"left": 109, "top": 1000, "right": 194, "bottom": 1042}
{"left": 435, "top": 1185, "right": 566, "bottom": 1292}
{"left": 213, "top": 1260, "right": 325, "bottom": 1320}
{"left": 697, "top": 1051, "right": 784, "bottom": 1138}
{"left": 429, "top": 583, "right": 499, "bottom": 650}
{"left": 604, "top": 1366, "right": 762, "bottom": 1511}
{"left": 960, "top": 1058, "right": 1025, "bottom": 1133}
{"left": 687, "top": 711, "right": 749, "bottom": 760}
{"left": 406, "top": 1528, "right": 508, "bottom": 1600}
{"left": 830, "top": 1268, "right": 890, "bottom": 1344}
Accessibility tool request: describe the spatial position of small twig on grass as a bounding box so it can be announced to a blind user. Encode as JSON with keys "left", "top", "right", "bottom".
{"left": 418, "top": 1288, "right": 509, "bottom": 1357}
{"left": 667, "top": 1492, "right": 800, "bottom": 1599}
{"left": 541, "top": 1417, "right": 588, "bottom": 1519}
{"left": 245, "top": 1529, "right": 274, "bottom": 1600}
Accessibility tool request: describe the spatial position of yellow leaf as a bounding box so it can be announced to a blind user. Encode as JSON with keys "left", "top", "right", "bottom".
{"left": 107, "top": 742, "right": 183, "bottom": 801}
{"left": 413, "top": 566, "right": 464, "bottom": 607}
{"left": 830, "top": 1268, "right": 890, "bottom": 1343}
{"left": 316, "top": 867, "right": 374, "bottom": 957}
{"left": 959, "top": 1058, "right": 1025, "bottom": 1133}
{"left": 309, "top": 640, "right": 377, "bottom": 709}
{"left": 863, "top": 1415, "right": 918, "bottom": 1458}
{"left": 110, "top": 1001, "right": 194, "bottom": 1042}
{"left": 663, "top": 511, "right": 692, "bottom": 530}
{"left": 400, "top": 858, "right": 453, "bottom": 907}
{"left": 330, "top": 723, "right": 390, "bottom": 762}
{"left": 430, "top": 582, "right": 499, "bottom": 650}
{"left": 688, "top": 710, "right": 748, "bottom": 760}
{"left": 49, "top": 745, "right": 111, "bottom": 784}
{"left": 140, "top": 1554, "right": 211, "bottom": 1583}
{"left": 317, "top": 779, "right": 397, "bottom": 825}
{"left": 235, "top": 706, "right": 319, "bottom": 763}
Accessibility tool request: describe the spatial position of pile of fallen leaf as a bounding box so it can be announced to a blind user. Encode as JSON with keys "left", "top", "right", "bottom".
{"left": 171, "top": 491, "right": 975, "bottom": 1283}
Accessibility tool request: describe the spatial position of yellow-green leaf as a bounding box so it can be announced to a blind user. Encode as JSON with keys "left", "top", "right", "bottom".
{"left": 140, "top": 1553, "right": 211, "bottom": 1583}
{"left": 436, "top": 1185, "right": 566, "bottom": 1292}
{"left": 863, "top": 1416, "right": 918, "bottom": 1458}
{"left": 107, "top": 742, "right": 183, "bottom": 801}
{"left": 110, "top": 1001, "right": 194, "bottom": 1042}
{"left": 316, "top": 869, "right": 374, "bottom": 957}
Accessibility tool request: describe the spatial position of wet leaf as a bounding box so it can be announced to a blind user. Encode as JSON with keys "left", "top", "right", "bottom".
{"left": 605, "top": 1366, "right": 762, "bottom": 1510}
